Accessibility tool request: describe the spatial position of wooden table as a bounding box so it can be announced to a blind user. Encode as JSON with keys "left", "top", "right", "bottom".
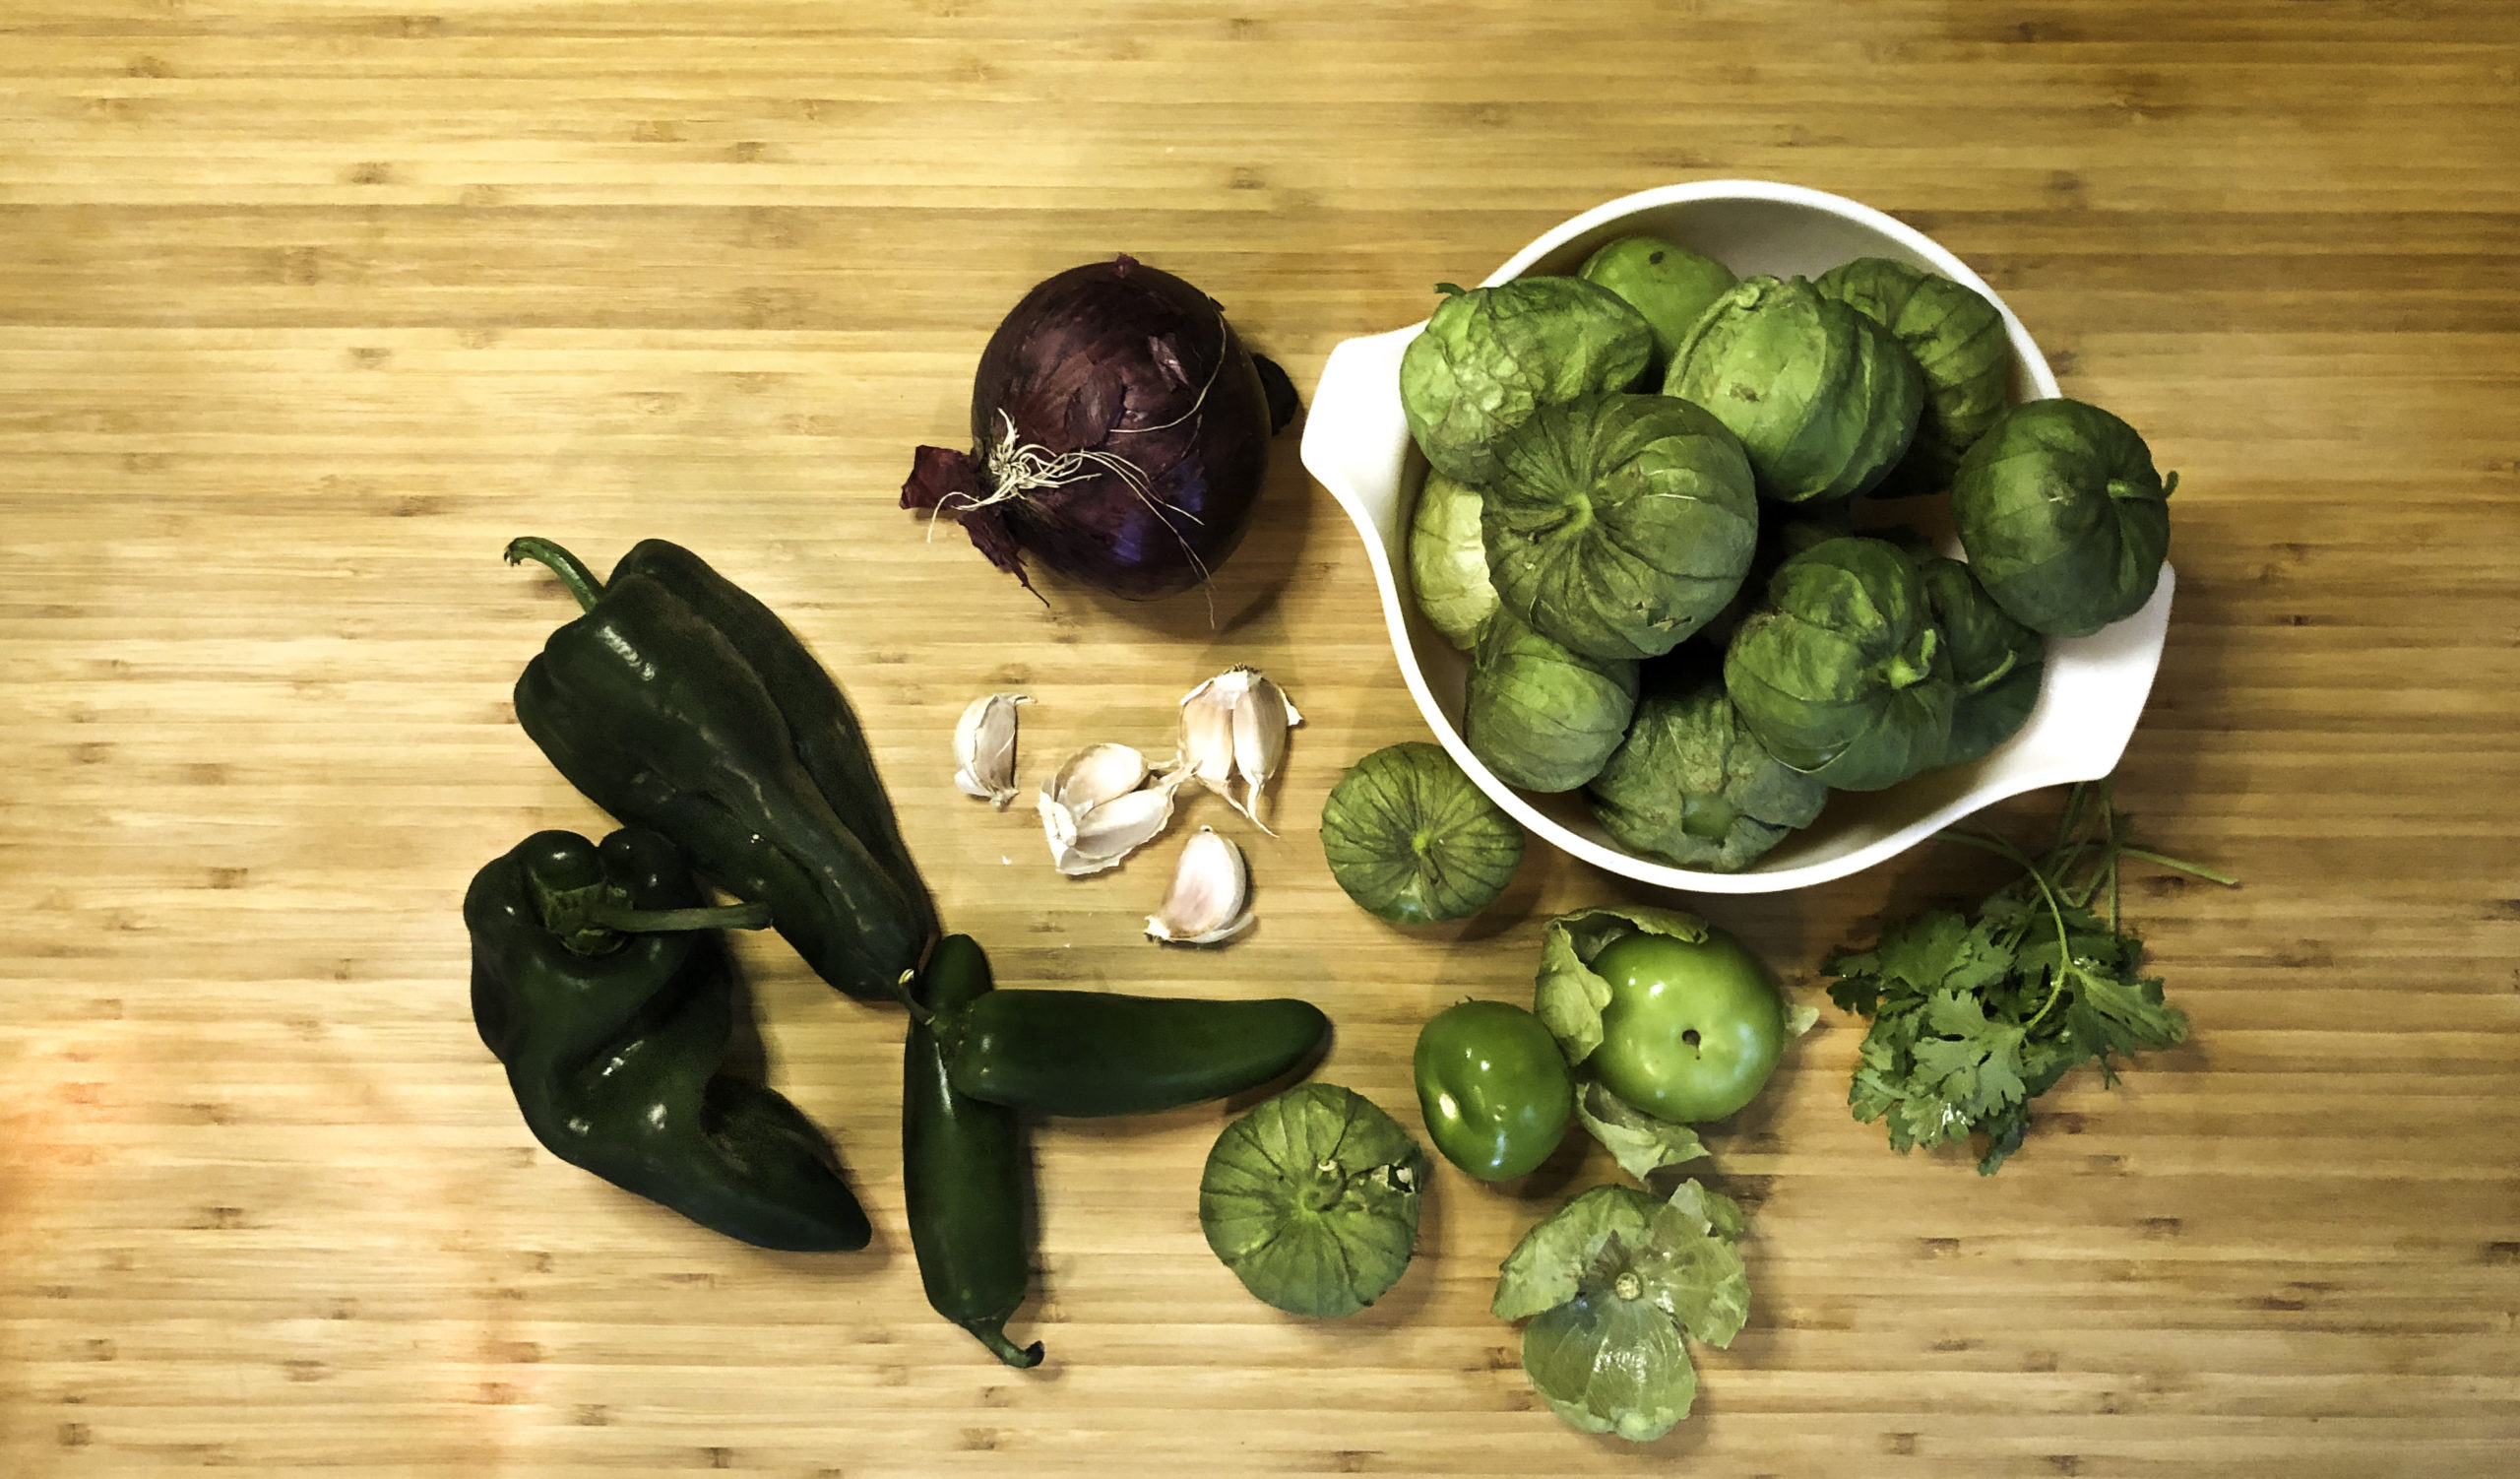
{"left": 6, "top": 4, "right": 2516, "bottom": 1475}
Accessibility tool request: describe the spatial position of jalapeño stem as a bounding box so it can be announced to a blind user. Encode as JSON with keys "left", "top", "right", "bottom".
{"left": 966, "top": 1322, "right": 1045, "bottom": 1370}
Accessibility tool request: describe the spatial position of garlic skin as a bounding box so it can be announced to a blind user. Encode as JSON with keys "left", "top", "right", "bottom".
{"left": 1038, "top": 742, "right": 1183, "bottom": 876}
{"left": 1146, "top": 827, "right": 1254, "bottom": 945}
{"left": 1176, "top": 668, "right": 1302, "bottom": 829}
{"left": 952, "top": 692, "right": 1030, "bottom": 808}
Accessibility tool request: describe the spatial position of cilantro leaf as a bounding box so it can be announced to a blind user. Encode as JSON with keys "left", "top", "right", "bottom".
{"left": 1819, "top": 778, "right": 2231, "bottom": 1174}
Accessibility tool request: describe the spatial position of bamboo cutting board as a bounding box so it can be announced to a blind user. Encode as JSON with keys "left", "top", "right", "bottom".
{"left": 5, "top": 3, "right": 2518, "bottom": 1476}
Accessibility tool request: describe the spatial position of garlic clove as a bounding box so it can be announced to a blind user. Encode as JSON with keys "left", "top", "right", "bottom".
{"left": 1177, "top": 675, "right": 1239, "bottom": 794}
{"left": 952, "top": 692, "right": 1029, "bottom": 808}
{"left": 1046, "top": 741, "right": 1152, "bottom": 812}
{"left": 1037, "top": 785, "right": 1082, "bottom": 852}
{"left": 1228, "top": 674, "right": 1299, "bottom": 820}
{"left": 1146, "top": 826, "right": 1254, "bottom": 945}
{"left": 1177, "top": 667, "right": 1302, "bottom": 828}
{"left": 1047, "top": 784, "right": 1179, "bottom": 877}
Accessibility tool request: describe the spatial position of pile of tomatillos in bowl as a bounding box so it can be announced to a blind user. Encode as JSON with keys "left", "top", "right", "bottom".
{"left": 1400, "top": 237, "right": 2177, "bottom": 873}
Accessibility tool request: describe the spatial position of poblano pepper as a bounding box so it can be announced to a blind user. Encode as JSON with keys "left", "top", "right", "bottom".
{"left": 505, "top": 536, "right": 937, "bottom": 1006}
{"left": 466, "top": 827, "right": 872, "bottom": 1253}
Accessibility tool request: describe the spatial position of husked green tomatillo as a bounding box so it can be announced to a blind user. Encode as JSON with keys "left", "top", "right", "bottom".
{"left": 1319, "top": 742, "right": 1525, "bottom": 925}
{"left": 1201, "top": 1084, "right": 1426, "bottom": 1318}
{"left": 1578, "top": 235, "right": 1738, "bottom": 377}
{"left": 1492, "top": 1180, "right": 1750, "bottom": 1443}
{"left": 1916, "top": 554, "right": 2045, "bottom": 765}
{"left": 1585, "top": 675, "right": 1826, "bottom": 873}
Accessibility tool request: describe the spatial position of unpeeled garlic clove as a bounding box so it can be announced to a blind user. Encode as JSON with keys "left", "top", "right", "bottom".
{"left": 1038, "top": 741, "right": 1182, "bottom": 875}
{"left": 1146, "top": 826, "right": 1254, "bottom": 945}
{"left": 1045, "top": 741, "right": 1152, "bottom": 811}
{"left": 1176, "top": 667, "right": 1302, "bottom": 829}
{"left": 1044, "top": 783, "right": 1180, "bottom": 877}
{"left": 952, "top": 692, "right": 1030, "bottom": 808}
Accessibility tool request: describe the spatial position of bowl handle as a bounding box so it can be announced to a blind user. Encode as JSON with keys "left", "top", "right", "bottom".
{"left": 1996, "top": 566, "right": 2177, "bottom": 790}
{"left": 1297, "top": 326, "right": 1420, "bottom": 553}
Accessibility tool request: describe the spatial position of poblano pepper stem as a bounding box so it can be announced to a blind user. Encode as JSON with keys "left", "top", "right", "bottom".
{"left": 504, "top": 536, "right": 606, "bottom": 612}
{"left": 522, "top": 835, "right": 775, "bottom": 954}
{"left": 542, "top": 894, "right": 775, "bottom": 955}
{"left": 584, "top": 899, "right": 772, "bottom": 933}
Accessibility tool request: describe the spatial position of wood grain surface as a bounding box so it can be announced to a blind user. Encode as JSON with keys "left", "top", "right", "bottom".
{"left": 5, "top": 3, "right": 2517, "bottom": 1475}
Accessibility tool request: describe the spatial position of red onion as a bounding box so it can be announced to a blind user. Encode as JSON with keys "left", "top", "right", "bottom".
{"left": 903, "top": 255, "right": 1298, "bottom": 602}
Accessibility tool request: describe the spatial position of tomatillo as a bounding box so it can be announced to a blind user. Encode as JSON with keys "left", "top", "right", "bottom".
{"left": 1586, "top": 928, "right": 1786, "bottom": 1124}
{"left": 1413, "top": 999, "right": 1576, "bottom": 1181}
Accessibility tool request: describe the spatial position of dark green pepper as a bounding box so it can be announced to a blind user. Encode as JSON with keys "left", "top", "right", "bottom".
{"left": 465, "top": 827, "right": 871, "bottom": 1253}
{"left": 938, "top": 991, "right": 1331, "bottom": 1118}
{"left": 505, "top": 536, "right": 936, "bottom": 1006}
{"left": 904, "top": 935, "right": 1043, "bottom": 1369}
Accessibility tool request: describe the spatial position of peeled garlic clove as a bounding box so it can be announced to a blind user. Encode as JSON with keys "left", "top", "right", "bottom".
{"left": 1046, "top": 784, "right": 1179, "bottom": 877}
{"left": 1046, "top": 741, "right": 1152, "bottom": 812}
{"left": 952, "top": 692, "right": 1029, "bottom": 808}
{"left": 1177, "top": 667, "right": 1302, "bottom": 827}
{"left": 1146, "top": 827, "right": 1254, "bottom": 945}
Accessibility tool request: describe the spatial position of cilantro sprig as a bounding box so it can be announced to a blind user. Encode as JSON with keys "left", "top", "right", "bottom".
{"left": 1824, "top": 778, "right": 2236, "bottom": 1174}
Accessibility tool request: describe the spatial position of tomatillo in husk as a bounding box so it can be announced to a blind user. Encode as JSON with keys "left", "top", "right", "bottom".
{"left": 1320, "top": 741, "right": 1525, "bottom": 924}
{"left": 1199, "top": 1084, "right": 1426, "bottom": 1318}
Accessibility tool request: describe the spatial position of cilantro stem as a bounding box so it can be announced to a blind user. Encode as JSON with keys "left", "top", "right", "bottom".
{"left": 2049, "top": 777, "right": 2115, "bottom": 912}
{"left": 2117, "top": 847, "right": 2240, "bottom": 888}
{"left": 1933, "top": 824, "right": 2080, "bottom": 1035}
{"left": 1926, "top": 828, "right": 2020, "bottom": 864}
{"left": 2016, "top": 867, "right": 2082, "bottom": 1036}
{"left": 2052, "top": 780, "right": 2094, "bottom": 853}
{"left": 2106, "top": 799, "right": 2121, "bottom": 932}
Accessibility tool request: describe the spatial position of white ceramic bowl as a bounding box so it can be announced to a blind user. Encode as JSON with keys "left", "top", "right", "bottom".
{"left": 1299, "top": 180, "right": 2173, "bottom": 894}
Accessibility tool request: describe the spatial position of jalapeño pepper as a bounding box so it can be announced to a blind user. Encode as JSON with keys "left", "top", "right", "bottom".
{"left": 937, "top": 990, "right": 1331, "bottom": 1118}
{"left": 904, "top": 935, "right": 1043, "bottom": 1368}
{"left": 466, "top": 827, "right": 871, "bottom": 1252}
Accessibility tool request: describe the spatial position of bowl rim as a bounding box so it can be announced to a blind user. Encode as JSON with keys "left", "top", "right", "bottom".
{"left": 1298, "top": 179, "right": 2173, "bottom": 895}
{"left": 1480, "top": 180, "right": 2061, "bottom": 400}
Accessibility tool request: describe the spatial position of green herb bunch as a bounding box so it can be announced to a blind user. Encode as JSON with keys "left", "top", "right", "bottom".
{"left": 1824, "top": 778, "right": 2236, "bottom": 1174}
